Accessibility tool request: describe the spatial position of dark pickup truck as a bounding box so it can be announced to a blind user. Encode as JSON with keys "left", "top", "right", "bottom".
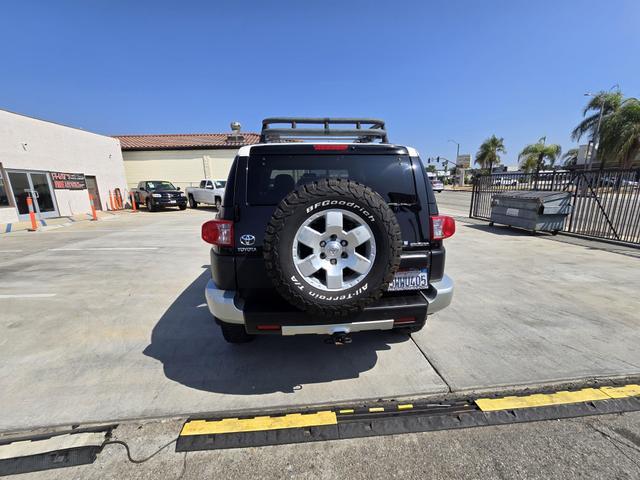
{"left": 132, "top": 180, "right": 187, "bottom": 212}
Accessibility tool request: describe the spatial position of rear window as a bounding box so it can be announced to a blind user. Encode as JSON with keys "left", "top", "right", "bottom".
{"left": 247, "top": 154, "right": 417, "bottom": 206}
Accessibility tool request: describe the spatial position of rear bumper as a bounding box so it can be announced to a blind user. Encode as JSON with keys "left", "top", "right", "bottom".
{"left": 424, "top": 274, "right": 454, "bottom": 314}
{"left": 205, "top": 275, "right": 454, "bottom": 335}
{"left": 205, "top": 279, "right": 244, "bottom": 324}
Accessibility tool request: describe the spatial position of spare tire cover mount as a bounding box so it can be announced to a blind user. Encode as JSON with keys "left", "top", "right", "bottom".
{"left": 292, "top": 208, "right": 376, "bottom": 292}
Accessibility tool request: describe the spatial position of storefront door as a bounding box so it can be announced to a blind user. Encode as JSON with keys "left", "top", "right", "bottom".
{"left": 7, "top": 170, "right": 59, "bottom": 221}
{"left": 85, "top": 175, "right": 102, "bottom": 211}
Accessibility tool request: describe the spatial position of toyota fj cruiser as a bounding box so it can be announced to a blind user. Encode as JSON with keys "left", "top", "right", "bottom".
{"left": 202, "top": 118, "right": 455, "bottom": 343}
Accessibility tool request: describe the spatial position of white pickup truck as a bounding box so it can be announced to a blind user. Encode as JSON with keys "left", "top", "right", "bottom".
{"left": 185, "top": 179, "right": 226, "bottom": 209}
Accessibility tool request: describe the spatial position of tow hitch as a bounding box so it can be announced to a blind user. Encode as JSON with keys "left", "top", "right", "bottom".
{"left": 325, "top": 332, "right": 352, "bottom": 345}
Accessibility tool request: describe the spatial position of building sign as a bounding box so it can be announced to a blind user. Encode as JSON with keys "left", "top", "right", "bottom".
{"left": 456, "top": 154, "right": 471, "bottom": 168}
{"left": 51, "top": 172, "right": 87, "bottom": 190}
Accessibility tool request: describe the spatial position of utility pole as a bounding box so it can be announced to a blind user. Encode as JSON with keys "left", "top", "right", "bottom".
{"left": 584, "top": 84, "right": 619, "bottom": 170}
{"left": 589, "top": 99, "right": 605, "bottom": 170}
{"left": 448, "top": 139, "right": 461, "bottom": 186}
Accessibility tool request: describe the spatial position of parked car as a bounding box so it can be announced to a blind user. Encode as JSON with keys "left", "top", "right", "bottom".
{"left": 622, "top": 178, "right": 639, "bottom": 189}
{"left": 492, "top": 177, "right": 518, "bottom": 186}
{"left": 597, "top": 176, "right": 639, "bottom": 189}
{"left": 430, "top": 178, "right": 444, "bottom": 193}
{"left": 201, "top": 117, "right": 455, "bottom": 343}
{"left": 132, "top": 180, "right": 187, "bottom": 212}
{"left": 185, "top": 179, "right": 226, "bottom": 209}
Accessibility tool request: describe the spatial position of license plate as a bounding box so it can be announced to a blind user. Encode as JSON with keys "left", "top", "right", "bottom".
{"left": 388, "top": 269, "right": 429, "bottom": 291}
{"left": 168, "top": 200, "right": 176, "bottom": 204}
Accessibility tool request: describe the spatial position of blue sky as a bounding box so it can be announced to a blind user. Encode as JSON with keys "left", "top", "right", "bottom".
{"left": 1, "top": 0, "right": 639, "bottom": 166}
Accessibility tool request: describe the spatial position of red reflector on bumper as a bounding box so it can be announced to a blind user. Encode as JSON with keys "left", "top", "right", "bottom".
{"left": 393, "top": 317, "right": 416, "bottom": 325}
{"left": 256, "top": 325, "right": 281, "bottom": 331}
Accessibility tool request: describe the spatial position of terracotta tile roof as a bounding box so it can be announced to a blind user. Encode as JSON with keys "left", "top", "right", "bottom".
{"left": 114, "top": 133, "right": 261, "bottom": 150}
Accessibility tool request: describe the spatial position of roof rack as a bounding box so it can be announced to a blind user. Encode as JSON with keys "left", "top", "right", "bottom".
{"left": 260, "top": 117, "right": 389, "bottom": 144}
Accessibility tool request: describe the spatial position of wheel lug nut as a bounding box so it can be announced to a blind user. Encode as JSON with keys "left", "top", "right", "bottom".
{"left": 330, "top": 259, "right": 337, "bottom": 265}
{"left": 320, "top": 253, "right": 326, "bottom": 259}
{"left": 320, "top": 241, "right": 326, "bottom": 247}
{"left": 330, "top": 235, "right": 337, "bottom": 241}
{"left": 341, "top": 252, "right": 348, "bottom": 258}
{"left": 340, "top": 240, "right": 348, "bottom": 246}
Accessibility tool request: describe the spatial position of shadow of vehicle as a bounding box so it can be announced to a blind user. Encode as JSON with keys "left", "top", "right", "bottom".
{"left": 192, "top": 206, "right": 219, "bottom": 213}
{"left": 143, "top": 269, "right": 409, "bottom": 394}
{"left": 465, "top": 223, "right": 552, "bottom": 237}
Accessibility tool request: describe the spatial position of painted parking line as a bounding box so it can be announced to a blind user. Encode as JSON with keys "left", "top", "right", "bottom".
{"left": 0, "top": 294, "right": 56, "bottom": 299}
{"left": 0, "top": 250, "right": 24, "bottom": 253}
{"left": 176, "top": 383, "right": 640, "bottom": 451}
{"left": 49, "top": 247, "right": 159, "bottom": 251}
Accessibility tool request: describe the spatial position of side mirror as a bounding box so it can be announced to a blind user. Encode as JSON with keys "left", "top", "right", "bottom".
{"left": 206, "top": 184, "right": 214, "bottom": 189}
{"left": 177, "top": 186, "right": 181, "bottom": 191}
{"left": 140, "top": 187, "right": 146, "bottom": 191}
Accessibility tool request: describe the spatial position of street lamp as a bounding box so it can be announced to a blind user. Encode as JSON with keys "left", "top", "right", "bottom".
{"left": 448, "top": 139, "right": 462, "bottom": 185}
{"left": 448, "top": 139, "right": 460, "bottom": 164}
{"left": 584, "top": 84, "right": 619, "bottom": 170}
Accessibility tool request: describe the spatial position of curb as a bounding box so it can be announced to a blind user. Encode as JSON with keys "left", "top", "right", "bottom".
{"left": 0, "top": 211, "right": 130, "bottom": 235}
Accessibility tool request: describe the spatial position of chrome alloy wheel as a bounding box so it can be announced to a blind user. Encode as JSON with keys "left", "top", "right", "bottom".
{"left": 292, "top": 209, "right": 376, "bottom": 291}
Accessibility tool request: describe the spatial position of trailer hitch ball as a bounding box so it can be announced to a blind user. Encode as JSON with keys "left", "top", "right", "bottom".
{"left": 325, "top": 332, "right": 352, "bottom": 345}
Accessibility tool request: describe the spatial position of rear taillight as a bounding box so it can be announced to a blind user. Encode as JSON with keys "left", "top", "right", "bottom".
{"left": 202, "top": 219, "right": 234, "bottom": 246}
{"left": 430, "top": 215, "right": 455, "bottom": 240}
{"left": 313, "top": 144, "right": 349, "bottom": 151}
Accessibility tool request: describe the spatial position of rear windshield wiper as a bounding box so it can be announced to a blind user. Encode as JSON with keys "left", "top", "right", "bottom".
{"left": 387, "top": 202, "right": 420, "bottom": 212}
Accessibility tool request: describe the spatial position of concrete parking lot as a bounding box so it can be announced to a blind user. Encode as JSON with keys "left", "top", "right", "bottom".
{"left": 1, "top": 195, "right": 639, "bottom": 433}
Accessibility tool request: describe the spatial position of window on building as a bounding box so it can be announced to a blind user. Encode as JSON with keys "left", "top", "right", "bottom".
{"left": 0, "top": 170, "right": 10, "bottom": 207}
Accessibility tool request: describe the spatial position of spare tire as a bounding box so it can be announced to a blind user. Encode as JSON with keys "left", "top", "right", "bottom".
{"left": 263, "top": 178, "right": 402, "bottom": 317}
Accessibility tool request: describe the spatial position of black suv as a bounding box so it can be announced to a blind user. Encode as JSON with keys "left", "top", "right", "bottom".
{"left": 202, "top": 118, "right": 455, "bottom": 343}
{"left": 132, "top": 180, "right": 187, "bottom": 212}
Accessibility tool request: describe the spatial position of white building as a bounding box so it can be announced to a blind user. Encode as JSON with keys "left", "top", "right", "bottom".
{"left": 576, "top": 144, "right": 592, "bottom": 166}
{"left": 0, "top": 109, "right": 127, "bottom": 225}
{"left": 114, "top": 129, "right": 260, "bottom": 190}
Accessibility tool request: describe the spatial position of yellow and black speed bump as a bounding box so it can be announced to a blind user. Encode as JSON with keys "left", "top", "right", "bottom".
{"left": 176, "top": 384, "right": 640, "bottom": 451}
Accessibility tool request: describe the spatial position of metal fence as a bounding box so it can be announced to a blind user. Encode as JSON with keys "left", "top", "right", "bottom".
{"left": 470, "top": 168, "right": 640, "bottom": 245}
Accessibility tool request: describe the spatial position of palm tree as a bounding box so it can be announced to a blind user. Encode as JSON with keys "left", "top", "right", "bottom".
{"left": 571, "top": 90, "right": 624, "bottom": 142}
{"left": 562, "top": 148, "right": 579, "bottom": 167}
{"left": 475, "top": 135, "right": 506, "bottom": 172}
{"left": 598, "top": 98, "right": 640, "bottom": 168}
{"left": 519, "top": 137, "right": 562, "bottom": 172}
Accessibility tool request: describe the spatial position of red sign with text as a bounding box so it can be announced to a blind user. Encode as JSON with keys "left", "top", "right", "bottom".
{"left": 51, "top": 172, "right": 87, "bottom": 190}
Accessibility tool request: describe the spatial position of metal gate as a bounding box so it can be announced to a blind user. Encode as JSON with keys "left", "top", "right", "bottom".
{"left": 470, "top": 168, "right": 640, "bottom": 245}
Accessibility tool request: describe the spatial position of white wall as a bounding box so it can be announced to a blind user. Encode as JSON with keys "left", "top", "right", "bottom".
{"left": 0, "top": 109, "right": 127, "bottom": 223}
{"left": 122, "top": 148, "right": 238, "bottom": 190}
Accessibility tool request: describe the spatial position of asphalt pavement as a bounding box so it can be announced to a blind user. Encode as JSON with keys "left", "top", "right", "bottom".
{"left": 436, "top": 189, "right": 472, "bottom": 216}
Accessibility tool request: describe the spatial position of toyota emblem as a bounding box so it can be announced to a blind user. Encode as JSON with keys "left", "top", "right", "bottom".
{"left": 240, "top": 234, "right": 256, "bottom": 246}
